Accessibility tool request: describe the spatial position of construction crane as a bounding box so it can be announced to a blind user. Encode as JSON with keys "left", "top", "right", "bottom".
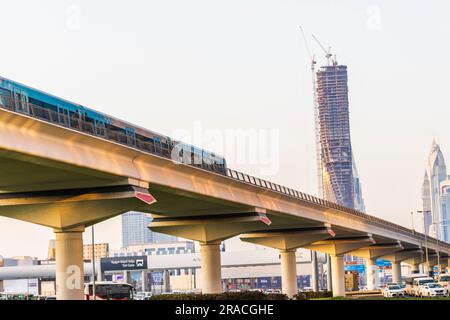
{"left": 299, "top": 25, "right": 323, "bottom": 198}
{"left": 312, "top": 34, "right": 336, "bottom": 66}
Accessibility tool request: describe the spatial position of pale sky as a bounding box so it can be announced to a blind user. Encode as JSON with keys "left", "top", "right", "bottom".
{"left": 1, "top": 0, "right": 450, "bottom": 258}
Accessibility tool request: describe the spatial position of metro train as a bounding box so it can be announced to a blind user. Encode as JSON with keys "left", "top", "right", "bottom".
{"left": 0, "top": 76, "right": 227, "bottom": 175}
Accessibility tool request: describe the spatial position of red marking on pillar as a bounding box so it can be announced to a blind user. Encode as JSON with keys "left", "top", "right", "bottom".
{"left": 327, "top": 229, "right": 336, "bottom": 237}
{"left": 135, "top": 192, "right": 156, "bottom": 205}
{"left": 258, "top": 213, "right": 272, "bottom": 226}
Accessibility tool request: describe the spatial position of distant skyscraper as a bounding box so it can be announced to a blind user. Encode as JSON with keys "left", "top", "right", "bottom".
{"left": 316, "top": 64, "right": 361, "bottom": 209}
{"left": 421, "top": 171, "right": 433, "bottom": 235}
{"left": 424, "top": 140, "right": 448, "bottom": 241}
{"left": 352, "top": 158, "right": 366, "bottom": 212}
{"left": 440, "top": 181, "right": 450, "bottom": 242}
{"left": 121, "top": 212, "right": 178, "bottom": 247}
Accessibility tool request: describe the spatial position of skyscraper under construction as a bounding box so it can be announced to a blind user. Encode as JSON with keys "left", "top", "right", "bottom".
{"left": 316, "top": 64, "right": 358, "bottom": 209}
{"left": 299, "top": 28, "right": 365, "bottom": 211}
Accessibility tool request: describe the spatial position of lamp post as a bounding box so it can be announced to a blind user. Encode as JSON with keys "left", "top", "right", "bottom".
{"left": 431, "top": 220, "right": 450, "bottom": 274}
{"left": 92, "top": 225, "right": 96, "bottom": 300}
{"left": 417, "top": 210, "right": 431, "bottom": 272}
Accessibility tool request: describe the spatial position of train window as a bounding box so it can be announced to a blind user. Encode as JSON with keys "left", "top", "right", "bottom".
{"left": 57, "top": 107, "right": 70, "bottom": 126}
{"left": 13, "top": 89, "right": 29, "bottom": 114}
{"left": 182, "top": 145, "right": 192, "bottom": 164}
{"left": 95, "top": 120, "right": 106, "bottom": 136}
{"left": 0, "top": 88, "right": 12, "bottom": 109}
{"left": 125, "top": 128, "right": 136, "bottom": 146}
{"left": 154, "top": 138, "right": 162, "bottom": 155}
{"left": 193, "top": 148, "right": 202, "bottom": 166}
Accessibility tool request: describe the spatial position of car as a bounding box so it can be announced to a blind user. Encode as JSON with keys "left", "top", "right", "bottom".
{"left": 263, "top": 289, "right": 282, "bottom": 294}
{"left": 384, "top": 282, "right": 398, "bottom": 287}
{"left": 419, "top": 283, "right": 445, "bottom": 297}
{"left": 44, "top": 296, "right": 57, "bottom": 300}
{"left": 382, "top": 285, "right": 405, "bottom": 298}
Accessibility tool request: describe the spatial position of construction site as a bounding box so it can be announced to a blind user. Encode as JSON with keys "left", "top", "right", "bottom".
{"left": 299, "top": 26, "right": 365, "bottom": 212}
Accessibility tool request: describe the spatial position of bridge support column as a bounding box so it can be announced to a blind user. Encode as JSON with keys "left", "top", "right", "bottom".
{"left": 330, "top": 254, "right": 345, "bottom": 297}
{"left": 326, "top": 254, "right": 332, "bottom": 292}
{"left": 200, "top": 242, "right": 222, "bottom": 294}
{"left": 280, "top": 249, "right": 298, "bottom": 298}
{"left": 422, "top": 262, "right": 430, "bottom": 274}
{"left": 55, "top": 227, "right": 84, "bottom": 300}
{"left": 392, "top": 261, "right": 402, "bottom": 284}
{"left": 366, "top": 258, "right": 379, "bottom": 290}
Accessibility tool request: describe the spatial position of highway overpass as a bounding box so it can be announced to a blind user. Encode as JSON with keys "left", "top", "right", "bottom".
{"left": 0, "top": 106, "right": 449, "bottom": 299}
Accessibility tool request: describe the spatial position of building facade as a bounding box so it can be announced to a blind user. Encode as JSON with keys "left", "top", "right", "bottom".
{"left": 421, "top": 171, "right": 433, "bottom": 235}
{"left": 83, "top": 243, "right": 109, "bottom": 262}
{"left": 424, "top": 140, "right": 448, "bottom": 241}
{"left": 440, "top": 181, "right": 450, "bottom": 242}
{"left": 111, "top": 241, "right": 195, "bottom": 257}
{"left": 316, "top": 64, "right": 362, "bottom": 209}
{"left": 121, "top": 211, "right": 178, "bottom": 247}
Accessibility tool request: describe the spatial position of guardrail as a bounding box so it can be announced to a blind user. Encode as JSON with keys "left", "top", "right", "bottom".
{"left": 227, "top": 169, "right": 450, "bottom": 251}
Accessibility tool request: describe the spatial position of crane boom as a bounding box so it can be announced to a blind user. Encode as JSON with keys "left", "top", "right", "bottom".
{"left": 312, "top": 34, "right": 333, "bottom": 65}
{"left": 298, "top": 26, "right": 323, "bottom": 198}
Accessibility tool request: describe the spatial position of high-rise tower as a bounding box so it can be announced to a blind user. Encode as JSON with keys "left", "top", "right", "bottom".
{"left": 426, "top": 140, "right": 447, "bottom": 240}
{"left": 316, "top": 64, "right": 355, "bottom": 208}
{"left": 421, "top": 171, "right": 433, "bottom": 235}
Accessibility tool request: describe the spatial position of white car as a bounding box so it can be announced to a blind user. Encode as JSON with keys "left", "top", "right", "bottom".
{"left": 134, "top": 292, "right": 152, "bottom": 300}
{"left": 419, "top": 283, "right": 445, "bottom": 297}
{"left": 382, "top": 285, "right": 405, "bottom": 298}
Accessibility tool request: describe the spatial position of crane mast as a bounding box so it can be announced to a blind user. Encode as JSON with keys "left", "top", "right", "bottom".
{"left": 299, "top": 26, "right": 323, "bottom": 198}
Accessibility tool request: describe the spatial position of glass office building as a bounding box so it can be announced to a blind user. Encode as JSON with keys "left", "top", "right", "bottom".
{"left": 121, "top": 211, "right": 178, "bottom": 247}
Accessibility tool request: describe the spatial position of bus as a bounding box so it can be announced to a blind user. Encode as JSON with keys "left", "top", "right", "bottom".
{"left": 84, "top": 281, "right": 134, "bottom": 300}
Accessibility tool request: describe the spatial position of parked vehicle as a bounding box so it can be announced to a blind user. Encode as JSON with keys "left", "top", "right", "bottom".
{"left": 404, "top": 274, "right": 434, "bottom": 296}
{"left": 84, "top": 281, "right": 134, "bottom": 300}
{"left": 437, "top": 274, "right": 450, "bottom": 287}
{"left": 419, "top": 283, "right": 445, "bottom": 297}
{"left": 382, "top": 285, "right": 405, "bottom": 298}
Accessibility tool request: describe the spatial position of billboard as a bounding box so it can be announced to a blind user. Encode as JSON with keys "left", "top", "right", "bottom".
{"left": 101, "top": 256, "right": 147, "bottom": 271}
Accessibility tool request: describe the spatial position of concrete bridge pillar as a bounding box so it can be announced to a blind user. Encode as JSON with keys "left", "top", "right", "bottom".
{"left": 366, "top": 258, "right": 379, "bottom": 290}
{"left": 280, "top": 249, "right": 298, "bottom": 298}
{"left": 422, "top": 262, "right": 430, "bottom": 274}
{"left": 55, "top": 227, "right": 84, "bottom": 300}
{"left": 392, "top": 261, "right": 402, "bottom": 284}
{"left": 326, "top": 254, "right": 332, "bottom": 292}
{"left": 330, "top": 254, "right": 345, "bottom": 297}
{"left": 200, "top": 242, "right": 222, "bottom": 294}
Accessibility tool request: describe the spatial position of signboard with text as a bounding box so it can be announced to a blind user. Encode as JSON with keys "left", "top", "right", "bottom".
{"left": 101, "top": 256, "right": 148, "bottom": 271}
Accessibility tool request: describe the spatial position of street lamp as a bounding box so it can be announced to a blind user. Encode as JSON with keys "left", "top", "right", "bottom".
{"left": 417, "top": 210, "right": 431, "bottom": 272}
{"left": 431, "top": 220, "right": 450, "bottom": 274}
{"left": 91, "top": 225, "right": 96, "bottom": 300}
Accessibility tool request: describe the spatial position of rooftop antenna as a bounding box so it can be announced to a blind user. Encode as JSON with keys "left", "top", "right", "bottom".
{"left": 299, "top": 25, "right": 323, "bottom": 198}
